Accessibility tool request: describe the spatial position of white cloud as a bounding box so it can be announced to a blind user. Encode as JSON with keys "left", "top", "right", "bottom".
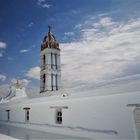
{"left": 0, "top": 53, "right": 3, "bottom": 57}
{"left": 21, "top": 79, "right": 30, "bottom": 86}
{"left": 0, "top": 42, "right": 6, "bottom": 49}
{"left": 37, "top": 0, "right": 51, "bottom": 8}
{"left": 0, "top": 42, "right": 6, "bottom": 58}
{"left": 41, "top": 4, "right": 51, "bottom": 8}
{"left": 98, "top": 13, "right": 110, "bottom": 17}
{"left": 74, "top": 24, "right": 82, "bottom": 29}
{"left": 19, "top": 49, "right": 29, "bottom": 53}
{"left": 28, "top": 22, "right": 34, "bottom": 27}
{"left": 92, "top": 17, "right": 116, "bottom": 28}
{"left": 0, "top": 74, "right": 6, "bottom": 81}
{"left": 0, "top": 84, "right": 9, "bottom": 97}
{"left": 37, "top": 0, "right": 45, "bottom": 5}
{"left": 99, "top": 17, "right": 113, "bottom": 26}
{"left": 0, "top": 50, "right": 5, "bottom": 57}
{"left": 64, "top": 32, "right": 74, "bottom": 36}
{"left": 60, "top": 16, "right": 140, "bottom": 89}
{"left": 7, "top": 57, "right": 14, "bottom": 60}
{"left": 26, "top": 66, "right": 40, "bottom": 80}
{"left": 71, "top": 10, "right": 80, "bottom": 14}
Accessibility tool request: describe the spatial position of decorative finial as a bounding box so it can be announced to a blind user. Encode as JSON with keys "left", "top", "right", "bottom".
{"left": 16, "top": 80, "right": 20, "bottom": 88}
{"left": 48, "top": 25, "right": 51, "bottom": 32}
{"left": 15, "top": 80, "right": 22, "bottom": 89}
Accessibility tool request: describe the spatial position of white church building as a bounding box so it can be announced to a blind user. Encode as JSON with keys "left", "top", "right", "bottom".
{"left": 0, "top": 27, "right": 140, "bottom": 139}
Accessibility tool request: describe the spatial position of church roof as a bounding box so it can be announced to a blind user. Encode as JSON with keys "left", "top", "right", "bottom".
{"left": 41, "top": 26, "right": 59, "bottom": 50}
{"left": 1, "top": 75, "right": 140, "bottom": 105}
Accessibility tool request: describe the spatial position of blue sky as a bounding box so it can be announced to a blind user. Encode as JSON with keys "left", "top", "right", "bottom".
{"left": 0, "top": 0, "right": 140, "bottom": 95}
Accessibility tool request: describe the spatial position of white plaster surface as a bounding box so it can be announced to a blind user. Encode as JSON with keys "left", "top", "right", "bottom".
{"left": 0, "top": 124, "right": 84, "bottom": 140}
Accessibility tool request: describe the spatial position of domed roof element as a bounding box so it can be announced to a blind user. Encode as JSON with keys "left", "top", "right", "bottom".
{"left": 41, "top": 26, "right": 59, "bottom": 50}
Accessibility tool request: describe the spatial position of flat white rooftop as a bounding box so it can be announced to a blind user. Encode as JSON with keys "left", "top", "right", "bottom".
{"left": 0, "top": 124, "right": 85, "bottom": 140}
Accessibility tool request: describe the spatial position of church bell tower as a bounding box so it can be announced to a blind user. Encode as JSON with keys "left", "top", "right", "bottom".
{"left": 40, "top": 26, "right": 61, "bottom": 93}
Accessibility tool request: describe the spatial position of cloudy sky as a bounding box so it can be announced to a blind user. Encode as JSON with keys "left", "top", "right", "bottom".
{"left": 0, "top": 0, "right": 140, "bottom": 96}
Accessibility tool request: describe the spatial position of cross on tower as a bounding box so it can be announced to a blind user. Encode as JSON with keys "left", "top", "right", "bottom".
{"left": 48, "top": 25, "right": 51, "bottom": 32}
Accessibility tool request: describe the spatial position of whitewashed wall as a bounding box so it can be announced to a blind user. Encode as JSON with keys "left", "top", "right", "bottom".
{"left": 0, "top": 91, "right": 139, "bottom": 139}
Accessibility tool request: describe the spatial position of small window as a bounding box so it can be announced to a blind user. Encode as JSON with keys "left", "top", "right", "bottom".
{"left": 6, "top": 110, "right": 10, "bottom": 121}
{"left": 51, "top": 53, "right": 53, "bottom": 69}
{"left": 55, "top": 54, "right": 57, "bottom": 69}
{"left": 56, "top": 109, "right": 62, "bottom": 124}
{"left": 43, "top": 55, "right": 46, "bottom": 66}
{"left": 55, "top": 74, "right": 58, "bottom": 90}
{"left": 43, "top": 74, "right": 46, "bottom": 83}
{"left": 23, "top": 108, "right": 30, "bottom": 123}
{"left": 51, "top": 74, "right": 58, "bottom": 91}
{"left": 26, "top": 110, "right": 29, "bottom": 122}
{"left": 51, "top": 73, "right": 53, "bottom": 91}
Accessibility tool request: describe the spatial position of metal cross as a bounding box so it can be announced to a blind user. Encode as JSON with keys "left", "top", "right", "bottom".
{"left": 48, "top": 25, "right": 51, "bottom": 32}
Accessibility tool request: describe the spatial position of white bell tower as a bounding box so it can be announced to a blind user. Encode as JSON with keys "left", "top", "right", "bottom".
{"left": 40, "top": 26, "right": 61, "bottom": 93}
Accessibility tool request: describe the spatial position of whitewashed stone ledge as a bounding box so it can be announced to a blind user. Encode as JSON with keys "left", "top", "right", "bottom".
{"left": 0, "top": 133, "right": 18, "bottom": 140}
